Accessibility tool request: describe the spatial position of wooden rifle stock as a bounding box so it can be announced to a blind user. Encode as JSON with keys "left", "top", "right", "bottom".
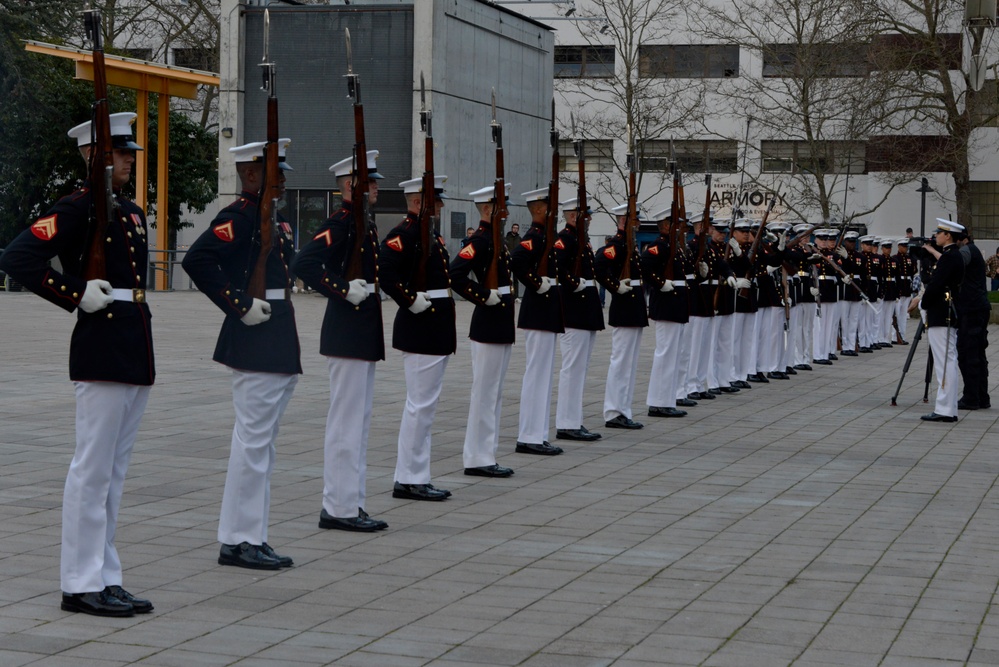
{"left": 622, "top": 167, "right": 637, "bottom": 282}
{"left": 573, "top": 136, "right": 588, "bottom": 279}
{"left": 485, "top": 90, "right": 505, "bottom": 290}
{"left": 664, "top": 167, "right": 683, "bottom": 282}
{"left": 344, "top": 28, "right": 370, "bottom": 282}
{"left": 82, "top": 8, "right": 114, "bottom": 282}
{"left": 539, "top": 98, "right": 559, "bottom": 279}
{"left": 738, "top": 194, "right": 778, "bottom": 300}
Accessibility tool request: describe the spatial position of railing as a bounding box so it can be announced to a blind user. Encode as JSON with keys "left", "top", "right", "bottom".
{"left": 147, "top": 248, "right": 193, "bottom": 290}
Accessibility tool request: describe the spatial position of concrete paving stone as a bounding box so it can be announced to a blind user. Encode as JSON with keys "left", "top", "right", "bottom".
{"left": 231, "top": 658, "right": 325, "bottom": 667}
{"left": 132, "top": 648, "right": 236, "bottom": 666}
{"left": 0, "top": 650, "right": 46, "bottom": 667}
{"left": 702, "top": 639, "right": 804, "bottom": 666}
{"left": 887, "top": 628, "right": 978, "bottom": 661}
{"left": 59, "top": 640, "right": 162, "bottom": 663}
{"left": 433, "top": 644, "right": 536, "bottom": 666}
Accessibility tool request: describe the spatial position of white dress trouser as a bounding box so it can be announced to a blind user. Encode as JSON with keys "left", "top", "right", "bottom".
{"left": 518, "top": 330, "right": 557, "bottom": 444}
{"left": 928, "top": 326, "right": 960, "bottom": 417}
{"left": 463, "top": 342, "right": 512, "bottom": 468}
{"left": 604, "top": 326, "right": 644, "bottom": 420}
{"left": 556, "top": 328, "right": 596, "bottom": 429}
{"left": 780, "top": 305, "right": 799, "bottom": 371}
{"left": 862, "top": 300, "right": 881, "bottom": 348}
{"left": 798, "top": 302, "right": 816, "bottom": 366}
{"left": 842, "top": 300, "right": 861, "bottom": 351}
{"left": 736, "top": 311, "right": 759, "bottom": 379}
{"left": 647, "top": 320, "right": 683, "bottom": 408}
{"left": 707, "top": 316, "right": 723, "bottom": 388}
{"left": 815, "top": 300, "right": 839, "bottom": 360}
{"left": 895, "top": 297, "right": 911, "bottom": 341}
{"left": 881, "top": 298, "right": 896, "bottom": 342}
{"left": 323, "top": 358, "right": 375, "bottom": 518}
{"left": 675, "top": 319, "right": 694, "bottom": 400}
{"left": 760, "top": 307, "right": 784, "bottom": 372}
{"left": 62, "top": 382, "right": 150, "bottom": 593}
{"left": 685, "top": 316, "right": 709, "bottom": 395}
{"left": 395, "top": 353, "right": 449, "bottom": 485}
{"left": 219, "top": 370, "right": 298, "bottom": 545}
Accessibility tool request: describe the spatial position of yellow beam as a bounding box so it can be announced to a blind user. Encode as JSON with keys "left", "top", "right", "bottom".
{"left": 76, "top": 62, "right": 199, "bottom": 99}
{"left": 155, "top": 94, "right": 170, "bottom": 291}
{"left": 135, "top": 92, "right": 148, "bottom": 216}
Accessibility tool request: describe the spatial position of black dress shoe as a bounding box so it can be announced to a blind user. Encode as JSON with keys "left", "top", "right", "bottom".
{"left": 515, "top": 441, "right": 564, "bottom": 455}
{"left": 733, "top": 380, "right": 752, "bottom": 389}
{"left": 676, "top": 397, "right": 698, "bottom": 407}
{"left": 556, "top": 428, "right": 601, "bottom": 441}
{"left": 605, "top": 415, "right": 644, "bottom": 429}
{"left": 840, "top": 350, "right": 858, "bottom": 357}
{"left": 318, "top": 509, "right": 383, "bottom": 532}
{"left": 880, "top": 341, "right": 893, "bottom": 348}
{"left": 814, "top": 359, "right": 833, "bottom": 365}
{"left": 708, "top": 387, "right": 723, "bottom": 395}
{"left": 219, "top": 542, "right": 282, "bottom": 569}
{"left": 393, "top": 482, "right": 450, "bottom": 500}
{"left": 751, "top": 373, "right": 770, "bottom": 383}
{"left": 784, "top": 366, "right": 798, "bottom": 375}
{"left": 105, "top": 585, "right": 154, "bottom": 613}
{"left": 718, "top": 385, "right": 739, "bottom": 393}
{"left": 794, "top": 364, "right": 812, "bottom": 371}
{"left": 464, "top": 464, "right": 514, "bottom": 477}
{"left": 697, "top": 391, "right": 716, "bottom": 400}
{"left": 767, "top": 371, "right": 789, "bottom": 380}
{"left": 425, "top": 484, "right": 452, "bottom": 498}
{"left": 648, "top": 406, "right": 687, "bottom": 417}
{"left": 260, "top": 543, "right": 294, "bottom": 567}
{"left": 686, "top": 392, "right": 702, "bottom": 401}
{"left": 578, "top": 425, "right": 602, "bottom": 439}
{"left": 871, "top": 343, "right": 883, "bottom": 349}
{"left": 61, "top": 590, "right": 134, "bottom": 617}
{"left": 358, "top": 508, "right": 388, "bottom": 530}
{"left": 897, "top": 339, "right": 909, "bottom": 345}
{"left": 921, "top": 412, "right": 958, "bottom": 423}
{"left": 859, "top": 347, "right": 873, "bottom": 353}
{"left": 957, "top": 400, "right": 980, "bottom": 411}
{"left": 828, "top": 353, "right": 839, "bottom": 360}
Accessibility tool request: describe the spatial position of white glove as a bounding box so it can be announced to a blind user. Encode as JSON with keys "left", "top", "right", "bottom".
{"left": 698, "top": 262, "right": 709, "bottom": 278}
{"left": 660, "top": 280, "right": 674, "bottom": 293}
{"left": 778, "top": 230, "right": 789, "bottom": 251}
{"left": 725, "top": 276, "right": 737, "bottom": 289}
{"left": 79, "top": 279, "right": 113, "bottom": 313}
{"left": 728, "top": 238, "right": 742, "bottom": 257}
{"left": 616, "top": 282, "right": 633, "bottom": 295}
{"left": 408, "top": 292, "right": 432, "bottom": 314}
{"left": 842, "top": 275, "right": 853, "bottom": 285}
{"left": 768, "top": 264, "right": 781, "bottom": 275}
{"left": 810, "top": 286, "right": 820, "bottom": 297}
{"left": 835, "top": 246, "right": 848, "bottom": 258}
{"left": 735, "top": 277, "right": 752, "bottom": 290}
{"left": 573, "top": 281, "right": 586, "bottom": 293}
{"left": 485, "top": 289, "right": 502, "bottom": 306}
{"left": 808, "top": 253, "right": 823, "bottom": 262}
{"left": 241, "top": 298, "right": 272, "bottom": 326}
{"left": 346, "top": 278, "right": 368, "bottom": 305}
{"left": 536, "top": 276, "right": 552, "bottom": 295}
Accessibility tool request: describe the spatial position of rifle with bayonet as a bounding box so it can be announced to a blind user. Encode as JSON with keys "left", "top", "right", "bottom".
{"left": 572, "top": 119, "right": 590, "bottom": 279}
{"left": 664, "top": 143, "right": 681, "bottom": 283}
{"left": 622, "top": 125, "right": 638, "bottom": 282}
{"left": 81, "top": 5, "right": 114, "bottom": 281}
{"left": 247, "top": 8, "right": 281, "bottom": 300}
{"left": 414, "top": 72, "right": 434, "bottom": 292}
{"left": 539, "top": 98, "right": 559, "bottom": 279}
{"left": 344, "top": 27, "right": 372, "bottom": 283}
{"left": 738, "top": 194, "right": 778, "bottom": 300}
{"left": 484, "top": 89, "right": 507, "bottom": 291}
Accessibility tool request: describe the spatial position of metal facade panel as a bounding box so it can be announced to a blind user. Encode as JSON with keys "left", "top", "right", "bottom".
{"left": 243, "top": 7, "right": 414, "bottom": 190}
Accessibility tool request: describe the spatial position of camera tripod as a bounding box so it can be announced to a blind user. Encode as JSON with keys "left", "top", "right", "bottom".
{"left": 890, "top": 318, "right": 933, "bottom": 406}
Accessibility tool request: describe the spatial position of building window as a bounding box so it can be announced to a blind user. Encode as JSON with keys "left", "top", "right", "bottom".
{"left": 762, "top": 43, "right": 869, "bottom": 77}
{"left": 761, "top": 140, "right": 866, "bottom": 174}
{"left": 970, "top": 182, "right": 999, "bottom": 237}
{"left": 638, "top": 140, "right": 739, "bottom": 173}
{"left": 866, "top": 135, "right": 955, "bottom": 172}
{"left": 554, "top": 46, "right": 615, "bottom": 78}
{"left": 638, "top": 45, "right": 739, "bottom": 78}
{"left": 172, "top": 46, "right": 216, "bottom": 71}
{"left": 970, "top": 79, "right": 999, "bottom": 127}
{"left": 120, "top": 48, "right": 152, "bottom": 61}
{"left": 558, "top": 139, "right": 615, "bottom": 172}
{"left": 869, "top": 33, "right": 962, "bottom": 71}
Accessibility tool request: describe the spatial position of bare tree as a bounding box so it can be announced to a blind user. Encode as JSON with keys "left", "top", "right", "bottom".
{"left": 555, "top": 0, "right": 706, "bottom": 214}
{"left": 689, "top": 0, "right": 911, "bottom": 225}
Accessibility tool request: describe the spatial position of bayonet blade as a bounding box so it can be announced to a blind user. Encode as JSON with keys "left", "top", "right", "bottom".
{"left": 420, "top": 72, "right": 426, "bottom": 112}
{"left": 262, "top": 9, "right": 270, "bottom": 64}
{"left": 345, "top": 27, "right": 353, "bottom": 76}
{"left": 490, "top": 88, "right": 497, "bottom": 125}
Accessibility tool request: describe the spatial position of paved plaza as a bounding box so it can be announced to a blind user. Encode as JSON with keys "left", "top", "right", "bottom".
{"left": 1, "top": 289, "right": 998, "bottom": 666}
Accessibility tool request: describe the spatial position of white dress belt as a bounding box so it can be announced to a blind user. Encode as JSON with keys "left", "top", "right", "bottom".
{"left": 685, "top": 274, "right": 695, "bottom": 280}
{"left": 497, "top": 285, "right": 511, "bottom": 295}
{"left": 818, "top": 276, "right": 837, "bottom": 281}
{"left": 671, "top": 280, "right": 688, "bottom": 287}
{"left": 629, "top": 278, "right": 642, "bottom": 287}
{"left": 110, "top": 288, "right": 146, "bottom": 303}
{"left": 426, "top": 288, "right": 452, "bottom": 299}
{"left": 579, "top": 279, "right": 594, "bottom": 288}
{"left": 264, "top": 288, "right": 286, "bottom": 300}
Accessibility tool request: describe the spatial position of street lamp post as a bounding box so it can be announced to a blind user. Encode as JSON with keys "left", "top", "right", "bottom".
{"left": 917, "top": 177, "right": 933, "bottom": 237}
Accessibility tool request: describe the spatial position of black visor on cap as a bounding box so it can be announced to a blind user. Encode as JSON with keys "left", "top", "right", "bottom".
{"left": 111, "top": 135, "right": 142, "bottom": 151}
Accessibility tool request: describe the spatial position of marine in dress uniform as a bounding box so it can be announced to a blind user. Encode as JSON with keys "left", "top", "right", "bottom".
{"left": 642, "top": 208, "right": 690, "bottom": 417}
{"left": 730, "top": 219, "right": 760, "bottom": 385}
{"left": 836, "top": 232, "right": 862, "bottom": 356}
{"left": 753, "top": 222, "right": 790, "bottom": 380}
{"left": 704, "top": 221, "right": 740, "bottom": 394}
{"left": 378, "top": 175, "right": 458, "bottom": 500}
{"left": 894, "top": 239, "right": 916, "bottom": 344}
{"left": 183, "top": 139, "right": 302, "bottom": 568}
{"left": 553, "top": 198, "right": 606, "bottom": 440}
{"left": 449, "top": 183, "right": 517, "bottom": 477}
{"left": 0, "top": 113, "right": 154, "bottom": 616}
{"left": 857, "top": 236, "right": 883, "bottom": 352}
{"left": 509, "top": 188, "right": 565, "bottom": 455}
{"left": 682, "top": 217, "right": 719, "bottom": 399}
{"left": 811, "top": 229, "right": 843, "bottom": 365}
{"left": 785, "top": 224, "right": 819, "bottom": 371}
{"left": 291, "top": 150, "right": 389, "bottom": 531}
{"left": 594, "top": 205, "right": 650, "bottom": 429}
{"left": 879, "top": 239, "right": 898, "bottom": 346}
{"left": 919, "top": 219, "right": 966, "bottom": 422}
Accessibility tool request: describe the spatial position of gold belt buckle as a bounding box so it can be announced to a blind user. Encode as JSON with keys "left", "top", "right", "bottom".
{"left": 134, "top": 289, "right": 146, "bottom": 303}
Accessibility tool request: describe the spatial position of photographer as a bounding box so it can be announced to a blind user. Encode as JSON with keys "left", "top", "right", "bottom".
{"left": 955, "top": 234, "right": 991, "bottom": 410}
{"left": 917, "top": 219, "right": 964, "bottom": 422}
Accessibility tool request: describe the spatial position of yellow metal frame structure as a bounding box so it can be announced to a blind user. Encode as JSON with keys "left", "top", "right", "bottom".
{"left": 24, "top": 40, "right": 220, "bottom": 290}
